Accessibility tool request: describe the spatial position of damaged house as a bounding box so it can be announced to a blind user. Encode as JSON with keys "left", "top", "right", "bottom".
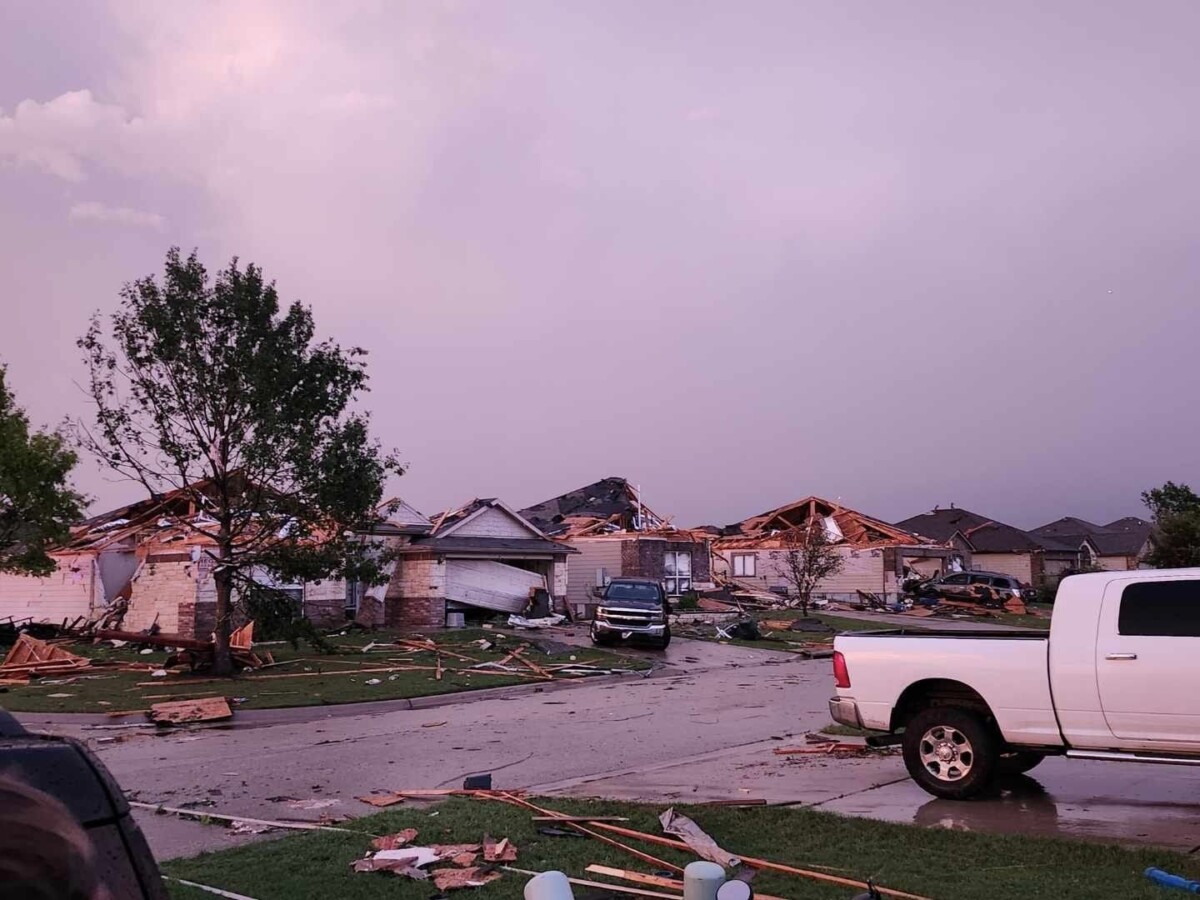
{"left": 519, "top": 477, "right": 711, "bottom": 617}
{"left": 714, "top": 496, "right": 963, "bottom": 602}
{"left": 0, "top": 483, "right": 433, "bottom": 637}
{"left": 896, "top": 506, "right": 1083, "bottom": 587}
{"left": 383, "top": 498, "right": 574, "bottom": 630}
{"left": 0, "top": 484, "right": 574, "bottom": 636}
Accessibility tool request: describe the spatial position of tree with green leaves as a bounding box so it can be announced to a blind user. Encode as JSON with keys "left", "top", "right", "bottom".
{"left": 773, "top": 523, "right": 845, "bottom": 617}
{"left": 0, "top": 367, "right": 86, "bottom": 576}
{"left": 1142, "top": 481, "right": 1200, "bottom": 569}
{"left": 78, "top": 248, "right": 402, "bottom": 674}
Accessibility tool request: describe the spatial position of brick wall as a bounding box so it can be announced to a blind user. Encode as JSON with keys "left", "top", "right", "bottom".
{"left": 303, "top": 579, "right": 347, "bottom": 628}
{"left": 125, "top": 558, "right": 198, "bottom": 634}
{"left": 384, "top": 554, "right": 447, "bottom": 629}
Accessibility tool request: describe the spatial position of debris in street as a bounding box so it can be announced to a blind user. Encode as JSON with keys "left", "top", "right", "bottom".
{"left": 774, "top": 742, "right": 875, "bottom": 755}
{"left": 147, "top": 697, "right": 233, "bottom": 725}
{"left": 659, "top": 808, "right": 741, "bottom": 868}
{"left": 129, "top": 801, "right": 358, "bottom": 834}
{"left": 356, "top": 793, "right": 406, "bottom": 807}
{"left": 371, "top": 828, "right": 419, "bottom": 851}
{"left": 463, "top": 774, "right": 493, "bottom": 790}
{"left": 423, "top": 720, "right": 448, "bottom": 728}
{"left": 507, "top": 613, "right": 567, "bottom": 629}
{"left": 285, "top": 798, "right": 340, "bottom": 811}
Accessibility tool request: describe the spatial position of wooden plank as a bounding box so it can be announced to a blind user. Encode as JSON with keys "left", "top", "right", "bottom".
{"left": 128, "top": 802, "right": 360, "bottom": 834}
{"left": 504, "top": 868, "right": 681, "bottom": 900}
{"left": 532, "top": 816, "right": 630, "bottom": 823}
{"left": 584, "top": 866, "right": 789, "bottom": 900}
{"left": 148, "top": 697, "right": 233, "bottom": 724}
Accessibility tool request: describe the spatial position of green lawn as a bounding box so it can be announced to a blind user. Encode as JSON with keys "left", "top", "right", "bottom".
{"left": 0, "top": 628, "right": 647, "bottom": 714}
{"left": 161, "top": 796, "right": 1199, "bottom": 900}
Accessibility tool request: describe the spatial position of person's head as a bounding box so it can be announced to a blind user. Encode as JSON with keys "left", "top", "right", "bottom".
{"left": 0, "top": 774, "right": 108, "bottom": 900}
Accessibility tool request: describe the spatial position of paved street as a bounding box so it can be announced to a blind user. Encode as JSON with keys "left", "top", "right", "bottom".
{"left": 16, "top": 636, "right": 1200, "bottom": 861}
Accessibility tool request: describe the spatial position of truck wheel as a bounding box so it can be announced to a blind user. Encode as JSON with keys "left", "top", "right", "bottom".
{"left": 997, "top": 751, "right": 1045, "bottom": 776}
{"left": 656, "top": 627, "right": 671, "bottom": 651}
{"left": 590, "top": 627, "right": 613, "bottom": 647}
{"left": 902, "top": 707, "right": 998, "bottom": 800}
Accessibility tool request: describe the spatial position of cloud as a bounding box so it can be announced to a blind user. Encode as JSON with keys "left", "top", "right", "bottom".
{"left": 0, "top": 89, "right": 148, "bottom": 181}
{"left": 68, "top": 201, "right": 165, "bottom": 229}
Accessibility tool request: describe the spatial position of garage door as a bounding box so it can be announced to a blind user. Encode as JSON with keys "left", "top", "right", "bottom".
{"left": 444, "top": 560, "right": 546, "bottom": 613}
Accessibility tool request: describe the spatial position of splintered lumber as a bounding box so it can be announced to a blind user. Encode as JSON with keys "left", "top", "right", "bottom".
{"left": 585, "top": 866, "right": 788, "bottom": 900}
{"left": 148, "top": 697, "right": 233, "bottom": 725}
{"left": 128, "top": 802, "right": 360, "bottom": 834}
{"left": 0, "top": 634, "right": 91, "bottom": 676}
{"left": 504, "top": 868, "right": 682, "bottom": 900}
{"left": 531, "top": 815, "right": 630, "bottom": 823}
{"left": 494, "top": 793, "right": 682, "bottom": 874}
{"left": 774, "top": 743, "right": 868, "bottom": 755}
{"left": 357, "top": 793, "right": 406, "bottom": 808}
{"left": 230, "top": 621, "right": 254, "bottom": 650}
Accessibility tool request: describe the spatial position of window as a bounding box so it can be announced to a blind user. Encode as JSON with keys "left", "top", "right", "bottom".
{"left": 943, "top": 573, "right": 970, "bottom": 585}
{"left": 605, "top": 582, "right": 661, "bottom": 603}
{"left": 969, "top": 575, "right": 992, "bottom": 585}
{"left": 1118, "top": 580, "right": 1200, "bottom": 637}
{"left": 664, "top": 551, "right": 691, "bottom": 596}
{"left": 732, "top": 553, "right": 756, "bottom": 578}
{"left": 345, "top": 581, "right": 364, "bottom": 618}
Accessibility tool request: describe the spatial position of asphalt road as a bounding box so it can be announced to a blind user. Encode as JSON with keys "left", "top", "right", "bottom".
{"left": 15, "top": 634, "right": 1200, "bottom": 860}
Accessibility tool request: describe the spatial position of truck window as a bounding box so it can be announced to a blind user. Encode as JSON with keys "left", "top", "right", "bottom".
{"left": 605, "top": 582, "right": 661, "bottom": 603}
{"left": 1118, "top": 580, "right": 1200, "bottom": 637}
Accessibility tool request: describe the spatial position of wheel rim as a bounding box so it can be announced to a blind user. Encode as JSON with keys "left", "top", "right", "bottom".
{"left": 918, "top": 724, "right": 974, "bottom": 782}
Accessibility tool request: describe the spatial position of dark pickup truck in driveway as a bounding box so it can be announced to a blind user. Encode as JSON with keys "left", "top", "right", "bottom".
{"left": 590, "top": 577, "right": 672, "bottom": 650}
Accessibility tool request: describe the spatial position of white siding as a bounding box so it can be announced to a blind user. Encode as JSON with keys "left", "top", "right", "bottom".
{"left": 444, "top": 559, "right": 545, "bottom": 613}
{"left": 0, "top": 554, "right": 99, "bottom": 623}
{"left": 449, "top": 506, "right": 537, "bottom": 540}
{"left": 716, "top": 546, "right": 896, "bottom": 599}
{"left": 564, "top": 539, "right": 626, "bottom": 605}
{"left": 972, "top": 553, "right": 1034, "bottom": 584}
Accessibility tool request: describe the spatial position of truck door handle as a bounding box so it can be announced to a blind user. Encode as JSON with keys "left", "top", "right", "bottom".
{"left": 1105, "top": 653, "right": 1138, "bottom": 661}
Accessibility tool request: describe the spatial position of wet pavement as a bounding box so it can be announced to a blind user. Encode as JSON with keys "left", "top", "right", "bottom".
{"left": 17, "top": 633, "right": 1200, "bottom": 859}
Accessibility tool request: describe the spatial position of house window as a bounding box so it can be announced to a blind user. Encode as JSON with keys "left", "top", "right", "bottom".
{"left": 664, "top": 551, "right": 691, "bottom": 596}
{"left": 345, "top": 581, "right": 365, "bottom": 619}
{"left": 731, "top": 553, "right": 756, "bottom": 578}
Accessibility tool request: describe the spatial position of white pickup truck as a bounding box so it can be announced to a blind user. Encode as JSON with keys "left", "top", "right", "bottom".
{"left": 830, "top": 568, "right": 1200, "bottom": 799}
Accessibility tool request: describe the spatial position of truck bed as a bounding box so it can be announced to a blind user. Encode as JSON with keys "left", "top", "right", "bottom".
{"left": 844, "top": 628, "right": 1049, "bottom": 639}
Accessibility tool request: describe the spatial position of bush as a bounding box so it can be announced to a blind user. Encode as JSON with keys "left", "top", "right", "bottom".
{"left": 675, "top": 591, "right": 700, "bottom": 610}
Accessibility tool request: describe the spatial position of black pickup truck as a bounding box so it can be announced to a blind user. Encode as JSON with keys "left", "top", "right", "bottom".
{"left": 590, "top": 577, "right": 672, "bottom": 650}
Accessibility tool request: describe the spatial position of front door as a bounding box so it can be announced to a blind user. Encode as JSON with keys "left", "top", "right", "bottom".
{"left": 1096, "top": 577, "right": 1200, "bottom": 743}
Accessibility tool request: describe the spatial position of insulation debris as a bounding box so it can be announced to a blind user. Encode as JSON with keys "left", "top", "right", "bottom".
{"left": 659, "top": 808, "right": 740, "bottom": 868}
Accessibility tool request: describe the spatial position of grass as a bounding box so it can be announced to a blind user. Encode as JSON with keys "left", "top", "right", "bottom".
{"left": 0, "top": 628, "right": 647, "bottom": 714}
{"left": 160, "top": 795, "right": 1200, "bottom": 900}
{"left": 675, "top": 611, "right": 923, "bottom": 653}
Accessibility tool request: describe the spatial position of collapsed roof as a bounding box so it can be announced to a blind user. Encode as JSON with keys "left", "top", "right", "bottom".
{"left": 717, "top": 496, "right": 928, "bottom": 549}
{"left": 519, "top": 477, "right": 669, "bottom": 538}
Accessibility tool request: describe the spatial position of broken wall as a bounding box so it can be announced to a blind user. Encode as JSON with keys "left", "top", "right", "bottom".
{"left": 0, "top": 554, "right": 100, "bottom": 624}
{"left": 124, "top": 556, "right": 200, "bottom": 635}
{"left": 386, "top": 553, "right": 446, "bottom": 629}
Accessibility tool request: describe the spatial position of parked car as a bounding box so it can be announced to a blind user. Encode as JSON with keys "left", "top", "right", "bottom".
{"left": 590, "top": 577, "right": 671, "bottom": 650}
{"left": 0, "top": 709, "right": 168, "bottom": 897}
{"left": 914, "top": 570, "right": 1035, "bottom": 607}
{"left": 830, "top": 569, "right": 1200, "bottom": 799}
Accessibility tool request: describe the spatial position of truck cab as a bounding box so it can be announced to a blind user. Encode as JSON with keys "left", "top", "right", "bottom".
{"left": 590, "top": 577, "right": 671, "bottom": 650}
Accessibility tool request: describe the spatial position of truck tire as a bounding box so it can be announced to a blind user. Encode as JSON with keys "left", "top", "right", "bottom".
{"left": 590, "top": 626, "right": 613, "bottom": 647}
{"left": 902, "top": 706, "right": 999, "bottom": 800}
{"left": 656, "top": 626, "right": 671, "bottom": 651}
{"left": 997, "top": 751, "right": 1045, "bottom": 776}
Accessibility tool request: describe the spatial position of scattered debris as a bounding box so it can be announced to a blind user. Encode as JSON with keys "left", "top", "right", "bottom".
{"left": 463, "top": 774, "right": 493, "bottom": 790}
{"left": 507, "top": 614, "right": 567, "bottom": 629}
{"left": 432, "top": 867, "right": 502, "bottom": 891}
{"left": 148, "top": 697, "right": 233, "bottom": 725}
{"left": 372, "top": 829, "right": 419, "bottom": 851}
{"left": 660, "top": 808, "right": 740, "bottom": 868}
{"left": 129, "top": 802, "right": 358, "bottom": 835}
{"left": 0, "top": 634, "right": 92, "bottom": 680}
{"left": 285, "top": 798, "right": 341, "bottom": 811}
{"left": 356, "top": 793, "right": 406, "bottom": 808}
{"left": 422, "top": 721, "right": 448, "bottom": 728}
{"left": 483, "top": 835, "right": 518, "bottom": 862}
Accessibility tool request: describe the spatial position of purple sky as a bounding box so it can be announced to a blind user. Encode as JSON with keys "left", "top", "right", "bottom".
{"left": 1, "top": 1, "right": 1197, "bottom": 530}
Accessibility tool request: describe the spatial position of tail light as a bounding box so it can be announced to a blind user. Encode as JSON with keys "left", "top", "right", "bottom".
{"left": 832, "top": 650, "right": 851, "bottom": 689}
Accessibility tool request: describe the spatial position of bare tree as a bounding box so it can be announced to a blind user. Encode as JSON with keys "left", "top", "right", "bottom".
{"left": 773, "top": 523, "right": 845, "bottom": 617}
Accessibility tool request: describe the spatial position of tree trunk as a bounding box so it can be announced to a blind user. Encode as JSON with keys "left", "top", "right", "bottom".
{"left": 212, "top": 543, "right": 234, "bottom": 676}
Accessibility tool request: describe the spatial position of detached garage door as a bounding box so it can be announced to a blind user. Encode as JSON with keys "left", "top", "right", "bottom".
{"left": 444, "top": 560, "right": 545, "bottom": 613}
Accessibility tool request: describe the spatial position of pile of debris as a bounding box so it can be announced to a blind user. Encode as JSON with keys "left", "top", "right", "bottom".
{"left": 0, "top": 633, "right": 164, "bottom": 685}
